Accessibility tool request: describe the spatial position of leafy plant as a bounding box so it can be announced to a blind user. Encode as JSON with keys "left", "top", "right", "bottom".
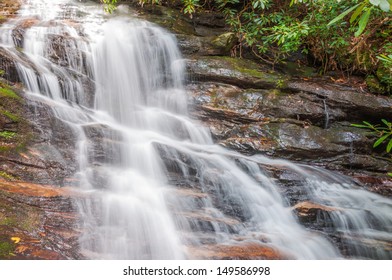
{"left": 351, "top": 119, "right": 392, "bottom": 153}
{"left": 327, "top": 0, "right": 392, "bottom": 37}
{"left": 102, "top": 0, "right": 391, "bottom": 94}
{"left": 101, "top": 0, "right": 117, "bottom": 13}
{"left": 377, "top": 53, "right": 392, "bottom": 63}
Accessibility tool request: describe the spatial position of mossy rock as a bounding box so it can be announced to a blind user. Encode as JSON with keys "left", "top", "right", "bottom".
{"left": 0, "top": 239, "right": 15, "bottom": 259}
{"left": 376, "top": 65, "right": 392, "bottom": 94}
{"left": 187, "top": 56, "right": 287, "bottom": 89}
{"left": 0, "top": 86, "right": 21, "bottom": 99}
{"left": 366, "top": 75, "right": 387, "bottom": 94}
{"left": 0, "top": 80, "right": 32, "bottom": 154}
{"left": 211, "top": 32, "right": 237, "bottom": 53}
{"left": 0, "top": 190, "right": 42, "bottom": 234}
{"left": 0, "top": 171, "right": 17, "bottom": 180}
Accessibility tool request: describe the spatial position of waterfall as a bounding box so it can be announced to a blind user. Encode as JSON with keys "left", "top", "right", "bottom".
{"left": 0, "top": 0, "right": 391, "bottom": 260}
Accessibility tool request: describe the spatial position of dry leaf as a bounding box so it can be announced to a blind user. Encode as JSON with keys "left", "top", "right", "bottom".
{"left": 16, "top": 245, "right": 28, "bottom": 253}
{"left": 11, "top": 237, "right": 21, "bottom": 244}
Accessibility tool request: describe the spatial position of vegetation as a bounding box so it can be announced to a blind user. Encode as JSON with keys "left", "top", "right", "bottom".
{"left": 103, "top": 0, "right": 391, "bottom": 94}
{"left": 0, "top": 131, "right": 16, "bottom": 139}
{"left": 0, "top": 86, "right": 20, "bottom": 99}
{"left": 352, "top": 119, "right": 392, "bottom": 176}
{"left": 352, "top": 119, "right": 392, "bottom": 153}
{"left": 102, "top": 0, "right": 118, "bottom": 13}
{"left": 0, "top": 241, "right": 15, "bottom": 259}
{"left": 0, "top": 171, "right": 16, "bottom": 180}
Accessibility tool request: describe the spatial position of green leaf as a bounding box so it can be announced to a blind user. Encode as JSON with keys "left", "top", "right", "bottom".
{"left": 355, "top": 8, "right": 371, "bottom": 37}
{"left": 370, "top": 0, "right": 381, "bottom": 5}
{"left": 350, "top": 3, "right": 366, "bottom": 23}
{"left": 327, "top": 4, "right": 361, "bottom": 27}
{"left": 363, "top": 121, "right": 374, "bottom": 127}
{"left": 373, "top": 133, "right": 391, "bottom": 148}
{"left": 381, "top": 119, "right": 391, "bottom": 127}
{"left": 388, "top": 172, "right": 392, "bottom": 177}
{"left": 378, "top": 54, "right": 392, "bottom": 63}
{"left": 350, "top": 2, "right": 366, "bottom": 23}
{"left": 351, "top": 123, "right": 372, "bottom": 128}
{"left": 387, "top": 138, "right": 392, "bottom": 152}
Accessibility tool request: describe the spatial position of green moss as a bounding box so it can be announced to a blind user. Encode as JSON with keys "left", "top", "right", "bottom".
{"left": 366, "top": 75, "right": 386, "bottom": 94}
{"left": 376, "top": 65, "right": 392, "bottom": 94}
{"left": 0, "top": 110, "right": 20, "bottom": 122}
{"left": 0, "top": 216, "right": 17, "bottom": 227}
{"left": 0, "top": 241, "right": 15, "bottom": 258}
{"left": 275, "top": 79, "right": 287, "bottom": 89}
{"left": 269, "top": 89, "right": 287, "bottom": 96}
{"left": 211, "top": 32, "right": 236, "bottom": 52}
{"left": 0, "top": 131, "right": 16, "bottom": 139}
{"left": 0, "top": 196, "right": 40, "bottom": 233}
{"left": 0, "top": 146, "right": 11, "bottom": 152}
{"left": 0, "top": 87, "right": 20, "bottom": 99}
{"left": 222, "top": 57, "right": 287, "bottom": 84}
{"left": 226, "top": 58, "right": 267, "bottom": 79}
{"left": 20, "top": 210, "right": 40, "bottom": 232}
{"left": 0, "top": 171, "right": 16, "bottom": 180}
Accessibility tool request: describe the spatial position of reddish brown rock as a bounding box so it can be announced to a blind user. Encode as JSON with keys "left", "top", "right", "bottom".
{"left": 187, "top": 243, "right": 286, "bottom": 260}
{"left": 0, "top": 178, "right": 82, "bottom": 259}
{"left": 293, "top": 201, "right": 338, "bottom": 217}
{"left": 0, "top": 0, "right": 21, "bottom": 24}
{"left": 0, "top": 178, "right": 75, "bottom": 197}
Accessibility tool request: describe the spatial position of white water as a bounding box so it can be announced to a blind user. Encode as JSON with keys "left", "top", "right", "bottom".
{"left": 0, "top": 0, "right": 391, "bottom": 259}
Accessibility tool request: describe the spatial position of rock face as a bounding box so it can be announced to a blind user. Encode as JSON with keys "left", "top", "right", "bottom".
{"left": 0, "top": 179, "right": 81, "bottom": 259}
{"left": 0, "top": 1, "right": 391, "bottom": 260}
{"left": 0, "top": 0, "right": 21, "bottom": 24}
{"left": 186, "top": 66, "right": 392, "bottom": 197}
{"left": 125, "top": 2, "right": 392, "bottom": 192}
{"left": 0, "top": 80, "right": 80, "bottom": 259}
{"left": 188, "top": 243, "right": 286, "bottom": 260}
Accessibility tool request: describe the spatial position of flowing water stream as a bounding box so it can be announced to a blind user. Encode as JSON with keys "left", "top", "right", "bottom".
{"left": 0, "top": 0, "right": 391, "bottom": 259}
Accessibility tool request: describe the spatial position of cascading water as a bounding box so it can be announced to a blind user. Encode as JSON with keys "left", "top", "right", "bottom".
{"left": 0, "top": 0, "right": 391, "bottom": 259}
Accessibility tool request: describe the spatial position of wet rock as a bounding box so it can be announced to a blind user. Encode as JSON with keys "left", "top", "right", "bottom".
{"left": 11, "top": 18, "right": 39, "bottom": 48}
{"left": 186, "top": 56, "right": 284, "bottom": 89}
{"left": 293, "top": 201, "right": 339, "bottom": 223}
{"left": 175, "top": 209, "right": 241, "bottom": 233}
{"left": 187, "top": 243, "right": 286, "bottom": 260}
{"left": 177, "top": 33, "right": 236, "bottom": 56}
{"left": 322, "top": 154, "right": 392, "bottom": 173}
{"left": 82, "top": 124, "right": 125, "bottom": 166}
{"left": 353, "top": 174, "right": 392, "bottom": 197}
{"left": 340, "top": 235, "right": 392, "bottom": 259}
{"left": 1, "top": 108, "right": 77, "bottom": 185}
{"left": 285, "top": 80, "right": 392, "bottom": 122}
{"left": 46, "top": 33, "right": 86, "bottom": 68}
{"left": 0, "top": 0, "right": 21, "bottom": 24}
{"left": 186, "top": 79, "right": 392, "bottom": 177}
{"left": 263, "top": 123, "right": 353, "bottom": 159}
{"left": 0, "top": 47, "right": 20, "bottom": 83}
{"left": 189, "top": 79, "right": 392, "bottom": 127}
{"left": 129, "top": 2, "right": 233, "bottom": 56}
{"left": 0, "top": 179, "right": 82, "bottom": 259}
{"left": 1, "top": 80, "right": 77, "bottom": 185}
{"left": 125, "top": 0, "right": 226, "bottom": 35}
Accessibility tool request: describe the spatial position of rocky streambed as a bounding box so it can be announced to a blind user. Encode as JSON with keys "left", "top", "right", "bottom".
{"left": 0, "top": 0, "right": 391, "bottom": 259}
